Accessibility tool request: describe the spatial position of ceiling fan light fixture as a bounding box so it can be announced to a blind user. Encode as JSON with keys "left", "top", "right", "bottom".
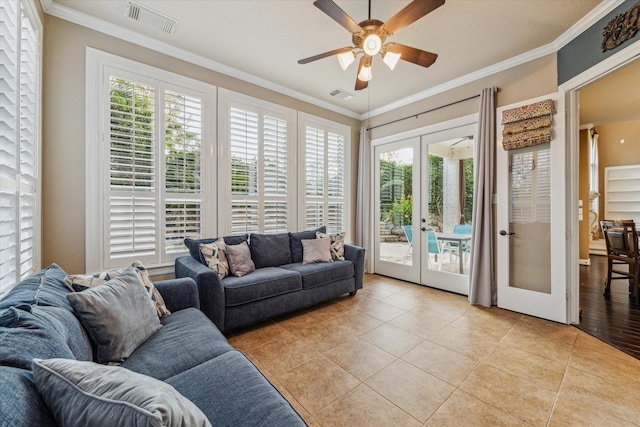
{"left": 337, "top": 51, "right": 355, "bottom": 70}
{"left": 363, "top": 33, "right": 382, "bottom": 56}
{"left": 358, "top": 64, "right": 373, "bottom": 82}
{"left": 383, "top": 51, "right": 401, "bottom": 70}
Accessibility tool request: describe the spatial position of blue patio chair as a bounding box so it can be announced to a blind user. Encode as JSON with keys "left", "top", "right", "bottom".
{"left": 453, "top": 223, "right": 472, "bottom": 263}
{"left": 402, "top": 225, "right": 413, "bottom": 260}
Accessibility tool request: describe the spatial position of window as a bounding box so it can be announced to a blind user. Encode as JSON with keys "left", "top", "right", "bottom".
{"left": 219, "top": 89, "right": 296, "bottom": 235}
{"left": 0, "top": 0, "right": 41, "bottom": 295}
{"left": 510, "top": 145, "right": 551, "bottom": 223}
{"left": 299, "top": 113, "right": 350, "bottom": 235}
{"left": 87, "top": 49, "right": 215, "bottom": 272}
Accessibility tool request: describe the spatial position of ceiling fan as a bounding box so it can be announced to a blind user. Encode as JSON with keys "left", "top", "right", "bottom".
{"left": 298, "top": 0, "right": 445, "bottom": 91}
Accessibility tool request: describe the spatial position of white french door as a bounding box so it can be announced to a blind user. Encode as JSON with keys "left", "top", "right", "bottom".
{"left": 496, "top": 92, "right": 568, "bottom": 323}
{"left": 373, "top": 122, "right": 476, "bottom": 295}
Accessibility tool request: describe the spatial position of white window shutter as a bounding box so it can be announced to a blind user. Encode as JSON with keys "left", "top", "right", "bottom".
{"left": 0, "top": 0, "right": 40, "bottom": 294}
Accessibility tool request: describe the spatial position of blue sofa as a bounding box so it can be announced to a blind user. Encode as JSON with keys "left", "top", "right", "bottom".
{"left": 175, "top": 229, "right": 366, "bottom": 332}
{"left": 0, "top": 264, "right": 306, "bottom": 426}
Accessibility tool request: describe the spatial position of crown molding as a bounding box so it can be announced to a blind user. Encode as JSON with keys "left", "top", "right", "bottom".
{"left": 39, "top": 0, "right": 361, "bottom": 120}
{"left": 361, "top": 43, "right": 555, "bottom": 120}
{"left": 553, "top": 0, "right": 626, "bottom": 50}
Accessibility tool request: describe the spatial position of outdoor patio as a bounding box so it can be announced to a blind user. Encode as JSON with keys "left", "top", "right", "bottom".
{"left": 379, "top": 241, "right": 471, "bottom": 276}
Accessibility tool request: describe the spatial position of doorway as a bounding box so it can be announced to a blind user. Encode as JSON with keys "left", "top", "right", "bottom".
{"left": 373, "top": 122, "right": 476, "bottom": 295}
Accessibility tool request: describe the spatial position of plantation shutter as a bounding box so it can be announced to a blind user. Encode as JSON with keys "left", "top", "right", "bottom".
{"left": 108, "top": 77, "right": 157, "bottom": 263}
{"left": 163, "top": 90, "right": 203, "bottom": 255}
{"left": 327, "top": 132, "right": 345, "bottom": 234}
{"left": 510, "top": 146, "right": 551, "bottom": 224}
{"left": 229, "top": 106, "right": 289, "bottom": 234}
{"left": 303, "top": 125, "right": 346, "bottom": 234}
{"left": 305, "top": 127, "right": 324, "bottom": 229}
{"left": 263, "top": 115, "right": 288, "bottom": 233}
{"left": 0, "top": 0, "right": 40, "bottom": 294}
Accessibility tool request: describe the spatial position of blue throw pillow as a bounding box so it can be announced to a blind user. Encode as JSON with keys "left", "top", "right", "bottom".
{"left": 0, "top": 264, "right": 69, "bottom": 311}
{"left": 249, "top": 233, "right": 292, "bottom": 268}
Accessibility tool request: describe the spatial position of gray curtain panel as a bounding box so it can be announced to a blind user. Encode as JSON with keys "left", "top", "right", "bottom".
{"left": 469, "top": 88, "right": 497, "bottom": 307}
{"left": 356, "top": 127, "right": 373, "bottom": 273}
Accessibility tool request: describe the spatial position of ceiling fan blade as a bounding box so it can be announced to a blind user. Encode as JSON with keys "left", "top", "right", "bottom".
{"left": 313, "top": 0, "right": 363, "bottom": 34}
{"left": 386, "top": 43, "right": 438, "bottom": 68}
{"left": 355, "top": 56, "right": 368, "bottom": 91}
{"left": 298, "top": 46, "right": 354, "bottom": 64}
{"left": 382, "top": 0, "right": 445, "bottom": 35}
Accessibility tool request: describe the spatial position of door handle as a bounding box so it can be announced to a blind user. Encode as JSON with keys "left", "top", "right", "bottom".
{"left": 499, "top": 230, "right": 515, "bottom": 236}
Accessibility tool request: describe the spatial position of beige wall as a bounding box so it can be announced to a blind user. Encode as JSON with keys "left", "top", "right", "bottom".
{"left": 595, "top": 119, "right": 640, "bottom": 218}
{"left": 366, "top": 54, "right": 558, "bottom": 139}
{"left": 41, "top": 15, "right": 361, "bottom": 274}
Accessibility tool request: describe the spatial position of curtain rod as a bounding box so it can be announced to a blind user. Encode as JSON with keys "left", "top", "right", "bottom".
{"left": 366, "top": 88, "right": 499, "bottom": 132}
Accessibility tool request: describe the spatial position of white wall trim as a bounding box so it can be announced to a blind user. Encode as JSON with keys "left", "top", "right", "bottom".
{"left": 552, "top": 0, "right": 626, "bottom": 50}
{"left": 40, "top": 0, "right": 360, "bottom": 120}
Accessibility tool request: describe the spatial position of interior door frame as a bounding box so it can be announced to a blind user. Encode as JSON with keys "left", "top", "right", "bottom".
{"left": 560, "top": 39, "right": 640, "bottom": 325}
{"left": 496, "top": 92, "right": 567, "bottom": 323}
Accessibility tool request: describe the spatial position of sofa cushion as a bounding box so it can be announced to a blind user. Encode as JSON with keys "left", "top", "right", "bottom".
{"left": 0, "top": 306, "right": 75, "bottom": 370}
{"left": 122, "top": 308, "right": 234, "bottom": 380}
{"left": 67, "top": 268, "right": 162, "bottom": 364}
{"left": 0, "top": 264, "right": 72, "bottom": 312}
{"left": 223, "top": 267, "right": 301, "bottom": 306}
{"left": 185, "top": 235, "right": 248, "bottom": 265}
{"left": 29, "top": 306, "right": 93, "bottom": 362}
{"left": 167, "top": 351, "right": 306, "bottom": 427}
{"left": 64, "top": 261, "right": 171, "bottom": 317}
{"left": 289, "top": 226, "right": 326, "bottom": 263}
{"left": 249, "top": 232, "right": 292, "bottom": 268}
{"left": 280, "top": 260, "right": 355, "bottom": 290}
{"left": 0, "top": 366, "right": 56, "bottom": 427}
{"left": 32, "top": 358, "right": 212, "bottom": 427}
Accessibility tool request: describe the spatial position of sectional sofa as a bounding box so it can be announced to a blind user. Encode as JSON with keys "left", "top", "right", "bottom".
{"left": 175, "top": 228, "right": 366, "bottom": 332}
{"left": 0, "top": 264, "right": 306, "bottom": 426}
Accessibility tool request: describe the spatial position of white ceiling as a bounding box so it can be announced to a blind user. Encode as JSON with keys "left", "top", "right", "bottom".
{"left": 50, "top": 0, "right": 604, "bottom": 117}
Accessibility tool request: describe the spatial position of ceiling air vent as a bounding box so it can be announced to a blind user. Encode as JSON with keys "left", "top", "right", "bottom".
{"left": 329, "top": 88, "right": 354, "bottom": 101}
{"left": 125, "top": 1, "right": 177, "bottom": 35}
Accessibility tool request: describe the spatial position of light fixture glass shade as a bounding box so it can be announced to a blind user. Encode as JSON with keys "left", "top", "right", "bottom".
{"left": 337, "top": 51, "right": 355, "bottom": 70}
{"left": 363, "top": 34, "right": 382, "bottom": 56}
{"left": 358, "top": 65, "right": 372, "bottom": 82}
{"left": 383, "top": 52, "right": 401, "bottom": 70}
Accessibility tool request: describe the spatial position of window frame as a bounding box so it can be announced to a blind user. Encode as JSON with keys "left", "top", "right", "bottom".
{"left": 86, "top": 48, "right": 216, "bottom": 274}
{"left": 0, "top": 0, "right": 42, "bottom": 295}
{"left": 217, "top": 88, "right": 297, "bottom": 235}
{"left": 298, "top": 112, "right": 351, "bottom": 240}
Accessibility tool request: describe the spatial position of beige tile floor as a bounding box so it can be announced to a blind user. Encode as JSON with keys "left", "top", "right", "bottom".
{"left": 226, "top": 274, "right": 640, "bottom": 426}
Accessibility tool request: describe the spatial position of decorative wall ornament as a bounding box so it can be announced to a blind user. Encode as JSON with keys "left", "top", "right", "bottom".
{"left": 602, "top": 1, "right": 640, "bottom": 52}
{"left": 501, "top": 99, "right": 555, "bottom": 150}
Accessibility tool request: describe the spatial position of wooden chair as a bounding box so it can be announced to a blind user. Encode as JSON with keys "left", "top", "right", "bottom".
{"left": 601, "top": 220, "right": 639, "bottom": 304}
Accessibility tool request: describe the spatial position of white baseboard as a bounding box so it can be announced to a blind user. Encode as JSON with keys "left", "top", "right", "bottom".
{"left": 579, "top": 258, "right": 591, "bottom": 266}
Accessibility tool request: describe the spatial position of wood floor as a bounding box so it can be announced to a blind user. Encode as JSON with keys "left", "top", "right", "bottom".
{"left": 578, "top": 254, "right": 640, "bottom": 360}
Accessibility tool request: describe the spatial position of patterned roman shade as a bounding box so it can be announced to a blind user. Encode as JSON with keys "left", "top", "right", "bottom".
{"left": 501, "top": 99, "right": 555, "bottom": 150}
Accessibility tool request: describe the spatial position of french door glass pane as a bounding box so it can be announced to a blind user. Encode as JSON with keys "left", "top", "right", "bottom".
{"left": 379, "top": 148, "right": 413, "bottom": 266}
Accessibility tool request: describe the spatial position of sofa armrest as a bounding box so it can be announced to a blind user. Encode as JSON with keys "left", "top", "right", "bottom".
{"left": 175, "top": 256, "right": 225, "bottom": 330}
{"left": 154, "top": 277, "right": 200, "bottom": 313}
{"left": 344, "top": 244, "right": 365, "bottom": 291}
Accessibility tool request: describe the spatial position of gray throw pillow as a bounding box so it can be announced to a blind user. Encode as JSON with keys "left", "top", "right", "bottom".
{"left": 249, "top": 233, "right": 292, "bottom": 268}
{"left": 302, "top": 238, "right": 332, "bottom": 264}
{"left": 64, "top": 261, "right": 171, "bottom": 318}
{"left": 32, "top": 358, "right": 212, "bottom": 427}
{"left": 67, "top": 267, "right": 162, "bottom": 364}
{"left": 226, "top": 241, "right": 256, "bottom": 277}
